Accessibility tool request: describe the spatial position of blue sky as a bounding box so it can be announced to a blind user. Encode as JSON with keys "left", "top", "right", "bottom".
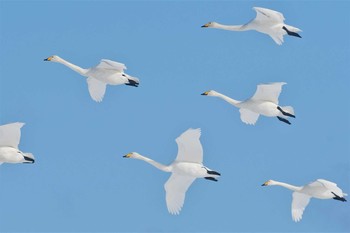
{"left": 0, "top": 0, "right": 349, "bottom": 232}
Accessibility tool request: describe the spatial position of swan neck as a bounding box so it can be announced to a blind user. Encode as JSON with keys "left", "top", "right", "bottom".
{"left": 214, "top": 92, "right": 241, "bottom": 106}
{"left": 57, "top": 57, "right": 87, "bottom": 76}
{"left": 214, "top": 23, "right": 248, "bottom": 31}
{"left": 136, "top": 154, "right": 171, "bottom": 172}
{"left": 274, "top": 181, "right": 302, "bottom": 192}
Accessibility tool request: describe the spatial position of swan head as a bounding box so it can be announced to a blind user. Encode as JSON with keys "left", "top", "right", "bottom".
{"left": 201, "top": 22, "right": 218, "bottom": 28}
{"left": 44, "top": 55, "right": 60, "bottom": 62}
{"left": 201, "top": 90, "right": 217, "bottom": 96}
{"left": 261, "top": 180, "right": 277, "bottom": 186}
{"left": 123, "top": 152, "right": 141, "bottom": 159}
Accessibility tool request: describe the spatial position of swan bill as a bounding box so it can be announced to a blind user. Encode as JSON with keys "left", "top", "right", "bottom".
{"left": 123, "top": 153, "right": 132, "bottom": 158}
{"left": 201, "top": 91, "right": 209, "bottom": 96}
{"left": 201, "top": 23, "right": 209, "bottom": 28}
{"left": 44, "top": 56, "right": 53, "bottom": 61}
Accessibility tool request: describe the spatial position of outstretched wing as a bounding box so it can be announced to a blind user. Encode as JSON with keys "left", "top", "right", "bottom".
{"left": 95, "top": 59, "right": 126, "bottom": 72}
{"left": 251, "top": 82, "right": 286, "bottom": 104}
{"left": 164, "top": 173, "right": 196, "bottom": 215}
{"left": 239, "top": 108, "right": 260, "bottom": 125}
{"left": 253, "top": 7, "right": 285, "bottom": 24}
{"left": 175, "top": 128, "right": 203, "bottom": 163}
{"left": 87, "top": 77, "right": 107, "bottom": 102}
{"left": 269, "top": 30, "right": 285, "bottom": 45}
{"left": 292, "top": 192, "right": 311, "bottom": 222}
{"left": 0, "top": 122, "right": 24, "bottom": 149}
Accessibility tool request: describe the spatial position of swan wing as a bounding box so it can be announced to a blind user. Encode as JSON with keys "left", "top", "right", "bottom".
{"left": 292, "top": 192, "right": 311, "bottom": 222}
{"left": 87, "top": 77, "right": 107, "bottom": 102}
{"left": 239, "top": 108, "right": 260, "bottom": 125}
{"left": 251, "top": 82, "right": 286, "bottom": 104}
{"left": 164, "top": 173, "right": 196, "bottom": 215}
{"left": 253, "top": 7, "right": 285, "bottom": 24}
{"left": 269, "top": 32, "right": 285, "bottom": 45}
{"left": 0, "top": 122, "right": 24, "bottom": 149}
{"left": 95, "top": 59, "right": 126, "bottom": 72}
{"left": 175, "top": 128, "right": 203, "bottom": 163}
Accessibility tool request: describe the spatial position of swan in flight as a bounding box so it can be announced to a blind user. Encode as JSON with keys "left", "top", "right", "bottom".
{"left": 123, "top": 128, "right": 220, "bottom": 215}
{"left": 0, "top": 122, "right": 35, "bottom": 165}
{"left": 262, "top": 179, "right": 347, "bottom": 222}
{"left": 201, "top": 82, "right": 295, "bottom": 125}
{"left": 44, "top": 55, "right": 139, "bottom": 102}
{"left": 201, "top": 7, "right": 302, "bottom": 45}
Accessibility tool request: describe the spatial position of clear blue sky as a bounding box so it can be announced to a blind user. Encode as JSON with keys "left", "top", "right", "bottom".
{"left": 0, "top": 1, "right": 349, "bottom": 232}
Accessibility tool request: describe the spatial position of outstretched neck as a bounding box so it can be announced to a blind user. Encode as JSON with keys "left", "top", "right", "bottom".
{"left": 56, "top": 57, "right": 88, "bottom": 76}
{"left": 273, "top": 181, "right": 302, "bottom": 192}
{"left": 136, "top": 154, "right": 171, "bottom": 173}
{"left": 213, "top": 22, "right": 249, "bottom": 31}
{"left": 213, "top": 92, "right": 241, "bottom": 107}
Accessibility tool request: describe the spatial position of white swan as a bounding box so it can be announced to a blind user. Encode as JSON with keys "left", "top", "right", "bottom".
{"left": 123, "top": 128, "right": 220, "bottom": 215}
{"left": 201, "top": 7, "right": 302, "bottom": 45}
{"left": 262, "top": 179, "right": 347, "bottom": 222}
{"left": 44, "top": 55, "right": 139, "bottom": 102}
{"left": 0, "top": 122, "right": 35, "bottom": 165}
{"left": 201, "top": 82, "right": 295, "bottom": 125}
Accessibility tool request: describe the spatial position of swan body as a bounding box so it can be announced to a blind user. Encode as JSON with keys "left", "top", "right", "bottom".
{"left": 262, "top": 179, "right": 347, "bottom": 222}
{"left": 0, "top": 123, "right": 35, "bottom": 165}
{"left": 202, "top": 7, "right": 302, "bottom": 45}
{"left": 202, "top": 82, "right": 295, "bottom": 125}
{"left": 44, "top": 55, "right": 139, "bottom": 102}
{"left": 123, "top": 128, "right": 220, "bottom": 215}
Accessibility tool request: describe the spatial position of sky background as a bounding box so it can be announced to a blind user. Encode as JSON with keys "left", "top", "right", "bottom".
{"left": 0, "top": 0, "right": 349, "bottom": 232}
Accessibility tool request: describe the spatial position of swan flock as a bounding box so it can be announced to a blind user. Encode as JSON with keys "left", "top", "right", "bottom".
{"left": 2, "top": 5, "right": 346, "bottom": 225}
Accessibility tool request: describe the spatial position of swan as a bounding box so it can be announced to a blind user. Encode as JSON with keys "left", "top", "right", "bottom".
{"left": 201, "top": 82, "right": 295, "bottom": 125}
{"left": 262, "top": 179, "right": 347, "bottom": 222}
{"left": 44, "top": 55, "right": 139, "bottom": 102}
{"left": 201, "top": 7, "right": 302, "bottom": 45}
{"left": 0, "top": 122, "right": 35, "bottom": 165}
{"left": 123, "top": 128, "right": 220, "bottom": 215}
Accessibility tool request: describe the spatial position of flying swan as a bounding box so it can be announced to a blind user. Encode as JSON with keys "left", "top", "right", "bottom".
{"left": 123, "top": 128, "right": 220, "bottom": 215}
{"left": 262, "top": 179, "right": 347, "bottom": 222}
{"left": 201, "top": 82, "right": 295, "bottom": 125}
{"left": 201, "top": 7, "right": 302, "bottom": 45}
{"left": 44, "top": 55, "right": 139, "bottom": 102}
{"left": 0, "top": 122, "right": 35, "bottom": 165}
